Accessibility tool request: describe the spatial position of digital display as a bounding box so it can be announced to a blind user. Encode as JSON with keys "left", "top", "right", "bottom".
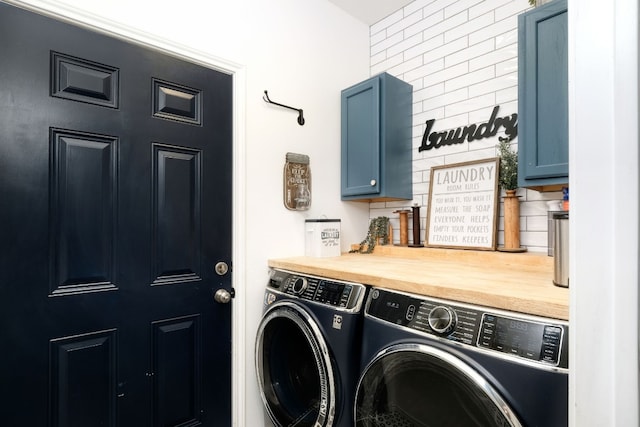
{"left": 492, "top": 316, "right": 545, "bottom": 360}
{"left": 316, "top": 281, "right": 345, "bottom": 305}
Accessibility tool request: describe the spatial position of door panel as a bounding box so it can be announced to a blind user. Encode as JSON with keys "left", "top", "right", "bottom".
{"left": 152, "top": 315, "right": 201, "bottom": 426}
{"left": 49, "top": 128, "right": 118, "bottom": 295}
{"left": 152, "top": 143, "right": 202, "bottom": 284}
{"left": 50, "top": 329, "right": 118, "bottom": 427}
{"left": 0, "top": 3, "right": 232, "bottom": 426}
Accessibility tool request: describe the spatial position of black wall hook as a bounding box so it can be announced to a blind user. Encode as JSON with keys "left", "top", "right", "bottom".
{"left": 263, "top": 90, "right": 305, "bottom": 126}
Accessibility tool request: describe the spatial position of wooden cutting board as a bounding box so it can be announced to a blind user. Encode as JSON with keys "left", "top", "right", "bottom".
{"left": 268, "top": 245, "right": 569, "bottom": 320}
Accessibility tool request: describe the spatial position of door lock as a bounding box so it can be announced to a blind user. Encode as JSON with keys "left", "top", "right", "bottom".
{"left": 215, "top": 261, "right": 229, "bottom": 276}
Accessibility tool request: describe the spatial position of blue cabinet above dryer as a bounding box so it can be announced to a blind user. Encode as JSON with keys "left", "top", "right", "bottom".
{"left": 518, "top": 0, "right": 568, "bottom": 190}
{"left": 341, "top": 73, "right": 413, "bottom": 201}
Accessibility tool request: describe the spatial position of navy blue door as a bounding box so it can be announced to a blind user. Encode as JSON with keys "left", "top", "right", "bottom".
{"left": 0, "top": 3, "right": 232, "bottom": 426}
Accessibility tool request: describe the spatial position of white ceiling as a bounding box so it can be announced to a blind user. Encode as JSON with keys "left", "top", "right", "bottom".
{"left": 328, "top": 0, "right": 414, "bottom": 25}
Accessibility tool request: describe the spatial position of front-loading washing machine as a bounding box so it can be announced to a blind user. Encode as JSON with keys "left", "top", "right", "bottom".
{"left": 256, "top": 268, "right": 367, "bottom": 426}
{"left": 355, "top": 287, "right": 569, "bottom": 427}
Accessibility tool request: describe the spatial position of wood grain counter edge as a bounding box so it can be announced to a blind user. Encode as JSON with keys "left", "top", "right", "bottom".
{"left": 268, "top": 246, "right": 569, "bottom": 321}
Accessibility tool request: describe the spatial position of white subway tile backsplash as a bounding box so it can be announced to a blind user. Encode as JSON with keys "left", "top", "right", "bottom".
{"left": 406, "top": 57, "right": 445, "bottom": 83}
{"left": 414, "top": 81, "right": 445, "bottom": 103}
{"left": 498, "top": 99, "right": 517, "bottom": 113}
{"left": 526, "top": 214, "right": 548, "bottom": 232}
{"left": 469, "top": 16, "right": 517, "bottom": 45}
{"left": 496, "top": 29, "right": 518, "bottom": 49}
{"left": 425, "top": 36, "right": 470, "bottom": 66}
{"left": 432, "top": 112, "right": 471, "bottom": 131}
{"left": 388, "top": 32, "right": 423, "bottom": 58}
{"left": 469, "top": 0, "right": 512, "bottom": 19}
{"left": 405, "top": 33, "right": 445, "bottom": 61}
{"left": 495, "top": 57, "right": 518, "bottom": 77}
{"left": 521, "top": 201, "right": 551, "bottom": 217}
{"left": 495, "top": 0, "right": 530, "bottom": 21}
{"left": 519, "top": 231, "right": 548, "bottom": 250}
{"left": 445, "top": 92, "right": 495, "bottom": 117}
{"left": 371, "top": 52, "right": 405, "bottom": 75}
{"left": 423, "top": 0, "right": 456, "bottom": 20}
{"left": 405, "top": 9, "right": 444, "bottom": 39}
{"left": 395, "top": 56, "right": 425, "bottom": 77}
{"left": 371, "top": 31, "right": 404, "bottom": 55}
{"left": 420, "top": 104, "right": 446, "bottom": 122}
{"left": 469, "top": 43, "right": 517, "bottom": 71}
{"left": 388, "top": 9, "right": 424, "bottom": 37}
{"left": 468, "top": 72, "right": 516, "bottom": 98}
{"left": 371, "top": 9, "right": 404, "bottom": 35}
{"left": 409, "top": 78, "right": 426, "bottom": 93}
{"left": 444, "top": 38, "right": 493, "bottom": 68}
{"left": 404, "top": 0, "right": 430, "bottom": 16}
{"left": 496, "top": 85, "right": 518, "bottom": 104}
{"left": 445, "top": 65, "right": 495, "bottom": 93}
{"left": 370, "top": 50, "right": 387, "bottom": 66}
{"left": 412, "top": 181, "right": 431, "bottom": 196}
{"left": 423, "top": 61, "right": 468, "bottom": 87}
{"left": 444, "top": 11, "right": 494, "bottom": 44}
{"left": 444, "top": 146, "right": 497, "bottom": 165}
{"left": 445, "top": 0, "right": 484, "bottom": 20}
{"left": 370, "top": 30, "right": 387, "bottom": 47}
{"left": 422, "top": 11, "right": 467, "bottom": 42}
{"left": 525, "top": 189, "right": 564, "bottom": 202}
{"left": 413, "top": 157, "right": 433, "bottom": 172}
{"left": 424, "top": 87, "right": 469, "bottom": 111}
{"left": 468, "top": 103, "right": 506, "bottom": 123}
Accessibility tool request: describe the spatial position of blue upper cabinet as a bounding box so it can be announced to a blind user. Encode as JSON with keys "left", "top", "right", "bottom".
{"left": 518, "top": 0, "right": 568, "bottom": 189}
{"left": 341, "top": 73, "right": 413, "bottom": 201}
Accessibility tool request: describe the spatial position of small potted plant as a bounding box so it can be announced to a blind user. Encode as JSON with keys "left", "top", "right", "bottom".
{"left": 350, "top": 216, "right": 390, "bottom": 254}
{"left": 497, "top": 137, "right": 523, "bottom": 251}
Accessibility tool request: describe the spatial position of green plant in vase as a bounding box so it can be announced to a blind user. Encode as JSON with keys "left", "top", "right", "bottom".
{"left": 497, "top": 137, "right": 523, "bottom": 251}
{"left": 497, "top": 137, "right": 518, "bottom": 191}
{"left": 350, "top": 216, "right": 390, "bottom": 254}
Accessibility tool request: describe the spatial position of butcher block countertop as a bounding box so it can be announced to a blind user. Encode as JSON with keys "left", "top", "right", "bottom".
{"left": 268, "top": 245, "right": 569, "bottom": 321}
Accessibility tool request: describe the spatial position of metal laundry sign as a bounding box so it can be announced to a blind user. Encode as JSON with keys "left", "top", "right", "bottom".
{"left": 418, "top": 105, "right": 518, "bottom": 151}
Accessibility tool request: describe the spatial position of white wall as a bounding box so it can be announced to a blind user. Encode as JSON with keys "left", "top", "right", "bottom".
{"left": 569, "top": 0, "right": 639, "bottom": 425}
{"left": 4, "top": 0, "right": 372, "bottom": 425}
{"left": 367, "top": 0, "right": 563, "bottom": 253}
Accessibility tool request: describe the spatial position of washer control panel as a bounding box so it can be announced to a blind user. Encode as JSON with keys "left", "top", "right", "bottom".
{"left": 268, "top": 269, "right": 366, "bottom": 311}
{"left": 366, "top": 287, "right": 568, "bottom": 369}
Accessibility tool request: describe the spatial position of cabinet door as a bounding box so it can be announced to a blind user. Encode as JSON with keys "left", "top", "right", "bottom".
{"left": 341, "top": 77, "right": 380, "bottom": 197}
{"left": 518, "top": 0, "right": 568, "bottom": 188}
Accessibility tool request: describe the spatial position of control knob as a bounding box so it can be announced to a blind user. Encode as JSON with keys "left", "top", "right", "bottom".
{"left": 291, "top": 277, "right": 308, "bottom": 295}
{"left": 428, "top": 305, "right": 457, "bottom": 335}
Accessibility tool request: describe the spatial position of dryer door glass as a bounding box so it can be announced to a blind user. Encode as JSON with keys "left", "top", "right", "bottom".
{"left": 256, "top": 305, "right": 335, "bottom": 426}
{"left": 355, "top": 345, "right": 521, "bottom": 427}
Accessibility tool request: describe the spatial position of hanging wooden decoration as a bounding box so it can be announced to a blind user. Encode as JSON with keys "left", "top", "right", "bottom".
{"left": 283, "top": 152, "right": 311, "bottom": 210}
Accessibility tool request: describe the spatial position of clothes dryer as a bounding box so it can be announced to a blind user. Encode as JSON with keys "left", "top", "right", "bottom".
{"left": 355, "top": 287, "right": 569, "bottom": 427}
{"left": 256, "top": 269, "right": 367, "bottom": 426}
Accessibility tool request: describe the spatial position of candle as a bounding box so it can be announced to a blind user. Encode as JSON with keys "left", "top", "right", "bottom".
{"left": 410, "top": 205, "right": 424, "bottom": 247}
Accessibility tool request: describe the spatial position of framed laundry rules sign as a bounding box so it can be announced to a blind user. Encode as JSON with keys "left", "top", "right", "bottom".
{"left": 426, "top": 158, "right": 499, "bottom": 250}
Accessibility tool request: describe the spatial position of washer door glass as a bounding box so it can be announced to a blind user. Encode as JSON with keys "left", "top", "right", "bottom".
{"left": 256, "top": 304, "right": 334, "bottom": 427}
{"left": 355, "top": 344, "right": 521, "bottom": 427}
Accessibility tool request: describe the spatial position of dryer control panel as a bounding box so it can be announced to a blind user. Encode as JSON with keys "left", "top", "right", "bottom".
{"left": 268, "top": 269, "right": 366, "bottom": 311}
{"left": 366, "top": 287, "right": 568, "bottom": 370}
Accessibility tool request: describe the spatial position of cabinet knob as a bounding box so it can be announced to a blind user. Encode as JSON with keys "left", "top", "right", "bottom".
{"left": 370, "top": 179, "right": 377, "bottom": 186}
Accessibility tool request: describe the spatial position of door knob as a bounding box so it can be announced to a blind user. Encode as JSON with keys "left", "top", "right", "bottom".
{"left": 214, "top": 289, "right": 232, "bottom": 304}
{"left": 370, "top": 179, "right": 377, "bottom": 186}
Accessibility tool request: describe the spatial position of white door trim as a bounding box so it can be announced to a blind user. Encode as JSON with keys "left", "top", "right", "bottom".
{"left": 2, "top": 1, "right": 247, "bottom": 425}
